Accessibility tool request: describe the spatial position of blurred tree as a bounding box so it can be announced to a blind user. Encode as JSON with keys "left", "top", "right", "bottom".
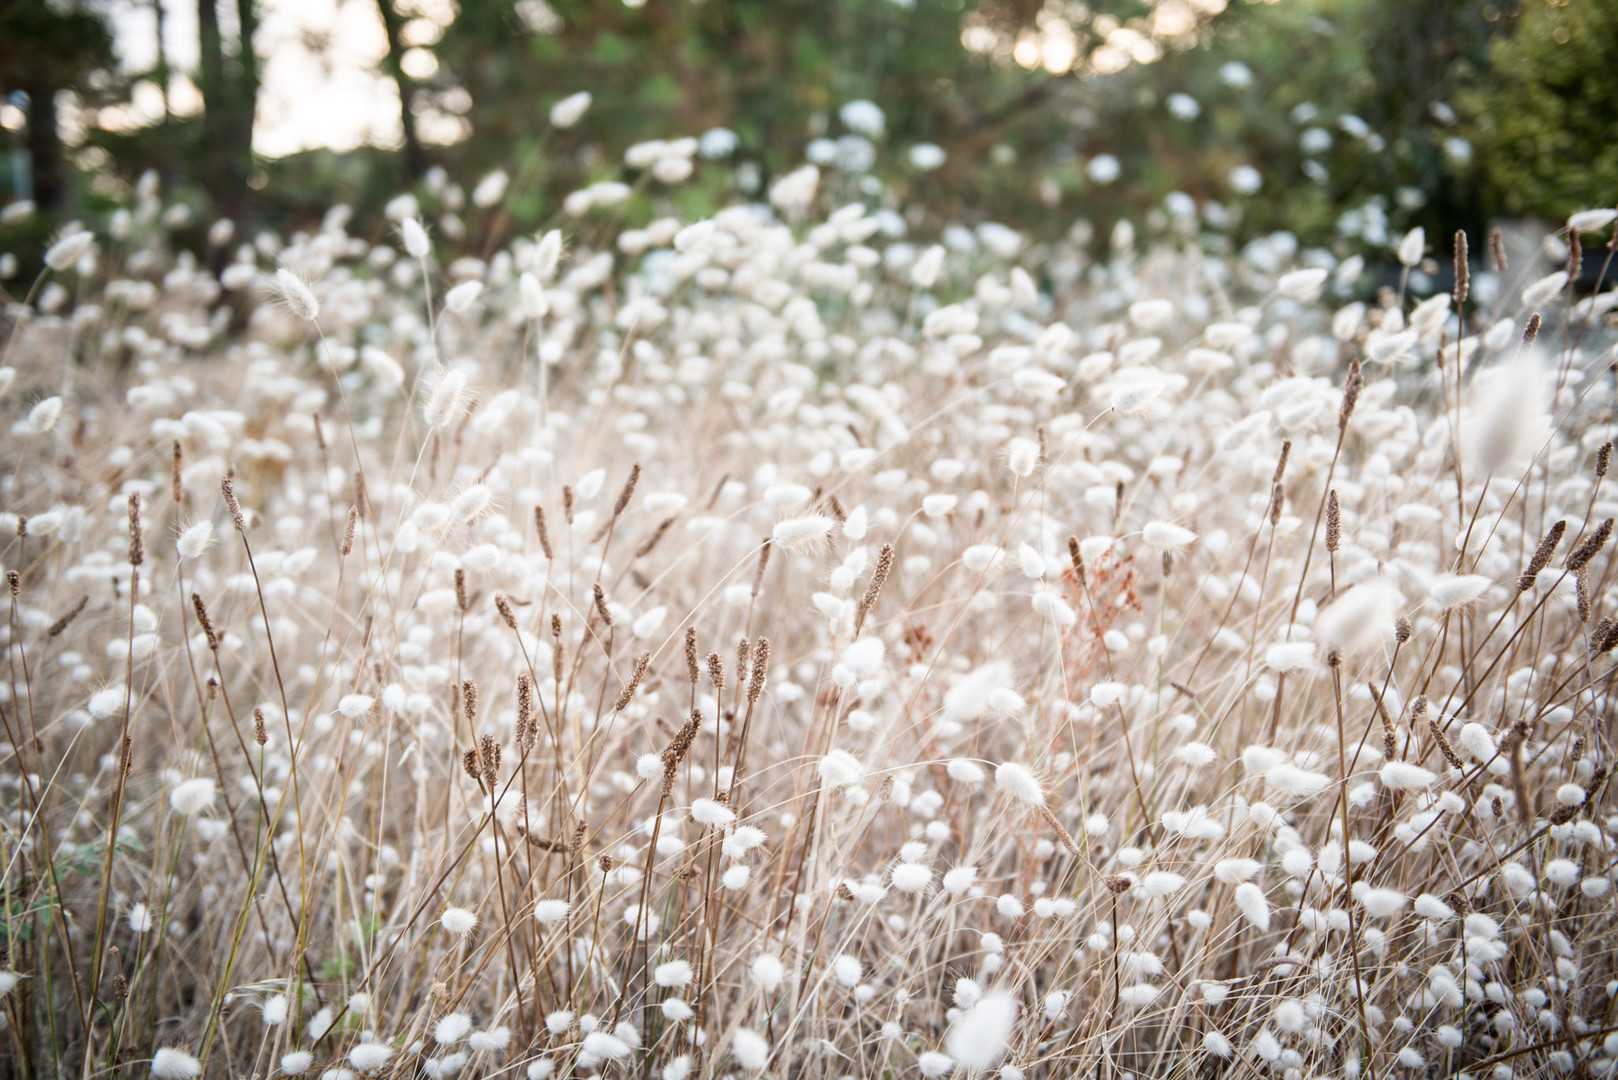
{"left": 1461, "top": 0, "right": 1618, "bottom": 221}
{"left": 195, "top": 0, "right": 261, "bottom": 220}
{"left": 0, "top": 0, "right": 114, "bottom": 212}
{"left": 375, "top": 0, "right": 429, "bottom": 182}
{"left": 424, "top": 0, "right": 1164, "bottom": 233}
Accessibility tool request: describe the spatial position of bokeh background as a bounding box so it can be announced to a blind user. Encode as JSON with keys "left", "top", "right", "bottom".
{"left": 2, "top": 0, "right": 1614, "bottom": 269}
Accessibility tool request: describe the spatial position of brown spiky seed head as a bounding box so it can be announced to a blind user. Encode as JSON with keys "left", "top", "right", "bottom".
{"left": 612, "top": 462, "right": 641, "bottom": 520}
{"left": 615, "top": 651, "right": 651, "bottom": 712}
{"left": 685, "top": 626, "right": 700, "bottom": 684}
{"left": 747, "top": 637, "right": 771, "bottom": 705}
{"left": 1566, "top": 518, "right": 1614, "bottom": 573}
{"left": 751, "top": 537, "right": 773, "bottom": 597}
{"left": 1068, "top": 535, "right": 1087, "bottom": 587}
{"left": 534, "top": 504, "right": 554, "bottom": 560}
{"left": 191, "top": 593, "right": 220, "bottom": 652}
{"left": 222, "top": 477, "right": 246, "bottom": 531}
{"left": 127, "top": 493, "right": 144, "bottom": 567}
{"left": 1452, "top": 230, "right": 1469, "bottom": 306}
{"left": 1338, "top": 360, "right": 1363, "bottom": 432}
{"left": 1521, "top": 520, "right": 1568, "bottom": 590}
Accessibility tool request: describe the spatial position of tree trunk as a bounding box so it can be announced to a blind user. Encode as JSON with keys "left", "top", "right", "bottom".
{"left": 23, "top": 80, "right": 64, "bottom": 211}
{"left": 374, "top": 0, "right": 427, "bottom": 180}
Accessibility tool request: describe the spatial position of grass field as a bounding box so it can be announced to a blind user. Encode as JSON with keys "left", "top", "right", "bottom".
{"left": 2, "top": 181, "right": 1617, "bottom": 1080}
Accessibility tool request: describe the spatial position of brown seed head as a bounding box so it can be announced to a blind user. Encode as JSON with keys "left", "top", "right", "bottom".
{"left": 172, "top": 441, "right": 184, "bottom": 503}
{"left": 612, "top": 462, "right": 641, "bottom": 521}
{"left": 615, "top": 651, "right": 651, "bottom": 712}
{"left": 462, "top": 679, "right": 479, "bottom": 724}
{"left": 1521, "top": 520, "right": 1568, "bottom": 590}
{"left": 1599, "top": 442, "right": 1612, "bottom": 479}
{"left": 1489, "top": 227, "right": 1507, "bottom": 272}
{"left": 1523, "top": 313, "right": 1541, "bottom": 348}
{"left": 479, "top": 733, "right": 500, "bottom": 785}
{"left": 1272, "top": 439, "right": 1292, "bottom": 485}
{"left": 534, "top": 505, "right": 554, "bottom": 560}
{"left": 1338, "top": 360, "right": 1363, "bottom": 433}
{"left": 222, "top": 477, "right": 246, "bottom": 531}
{"left": 191, "top": 593, "right": 220, "bottom": 651}
{"left": 455, "top": 568, "right": 469, "bottom": 613}
{"left": 253, "top": 707, "right": 268, "bottom": 746}
{"left": 707, "top": 652, "right": 725, "bottom": 693}
{"left": 1326, "top": 490, "right": 1341, "bottom": 553}
{"left": 634, "top": 516, "right": 675, "bottom": 560}
{"left": 342, "top": 505, "right": 358, "bottom": 557}
{"left": 127, "top": 493, "right": 144, "bottom": 567}
{"left": 1566, "top": 518, "right": 1614, "bottom": 573}
{"left": 751, "top": 537, "right": 773, "bottom": 598}
{"left": 1067, "top": 535, "right": 1087, "bottom": 587}
{"left": 856, "top": 543, "right": 895, "bottom": 631}
{"left": 747, "top": 637, "right": 771, "bottom": 705}
{"left": 685, "top": 627, "right": 699, "bottom": 684}
{"left": 592, "top": 583, "right": 613, "bottom": 627}
{"left": 1452, "top": 230, "right": 1469, "bottom": 306}
{"left": 495, "top": 593, "right": 517, "bottom": 630}
{"left": 47, "top": 595, "right": 88, "bottom": 638}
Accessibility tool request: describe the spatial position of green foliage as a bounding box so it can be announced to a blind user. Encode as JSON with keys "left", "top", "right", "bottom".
{"left": 1461, "top": 0, "right": 1618, "bottom": 220}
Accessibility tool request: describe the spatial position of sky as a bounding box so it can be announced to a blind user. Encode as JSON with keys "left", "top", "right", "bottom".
{"left": 108, "top": 0, "right": 410, "bottom": 157}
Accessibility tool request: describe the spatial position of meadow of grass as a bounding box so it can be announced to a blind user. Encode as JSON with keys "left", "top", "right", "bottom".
{"left": 2, "top": 154, "right": 1617, "bottom": 1080}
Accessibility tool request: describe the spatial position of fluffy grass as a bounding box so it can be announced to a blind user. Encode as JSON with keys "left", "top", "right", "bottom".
{"left": 2, "top": 169, "right": 1617, "bottom": 1080}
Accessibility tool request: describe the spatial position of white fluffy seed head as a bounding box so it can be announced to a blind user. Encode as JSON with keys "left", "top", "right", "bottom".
{"left": 401, "top": 217, "right": 431, "bottom": 259}
{"left": 690, "top": 798, "right": 737, "bottom": 828}
{"left": 151, "top": 1048, "right": 202, "bottom": 1080}
{"left": 1429, "top": 574, "right": 1492, "bottom": 610}
{"left": 349, "top": 1043, "right": 393, "bottom": 1072}
{"left": 1142, "top": 521, "right": 1197, "bottom": 553}
{"left": 772, "top": 514, "right": 836, "bottom": 552}
{"left": 435, "top": 1012, "right": 472, "bottom": 1044}
{"left": 1378, "top": 761, "right": 1436, "bottom": 791}
{"left": 272, "top": 267, "right": 320, "bottom": 321}
{"left": 752, "top": 954, "right": 786, "bottom": 992}
{"left": 550, "top": 91, "right": 592, "bottom": 129}
{"left": 945, "top": 989, "right": 1018, "bottom": 1072}
{"left": 532, "top": 899, "right": 570, "bottom": 926}
{"left": 1234, "top": 882, "right": 1271, "bottom": 931}
{"left": 444, "top": 280, "right": 484, "bottom": 314}
{"left": 440, "top": 906, "right": 477, "bottom": 937}
{"left": 27, "top": 396, "right": 62, "bottom": 434}
{"left": 168, "top": 778, "right": 216, "bottom": 817}
{"left": 1263, "top": 641, "right": 1316, "bottom": 673}
{"left": 994, "top": 762, "right": 1044, "bottom": 806}
{"left": 45, "top": 230, "right": 95, "bottom": 271}
{"left": 732, "top": 1028, "right": 770, "bottom": 1071}
{"left": 176, "top": 521, "right": 214, "bottom": 559}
